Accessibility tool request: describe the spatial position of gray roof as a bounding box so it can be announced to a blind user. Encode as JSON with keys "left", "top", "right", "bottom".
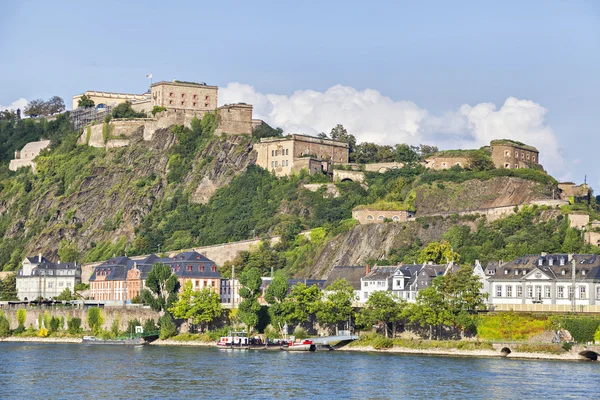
{"left": 488, "top": 254, "right": 600, "bottom": 282}
{"left": 90, "top": 251, "right": 221, "bottom": 281}
{"left": 363, "top": 266, "right": 398, "bottom": 281}
{"left": 325, "top": 266, "right": 367, "bottom": 290}
{"left": 18, "top": 256, "right": 80, "bottom": 277}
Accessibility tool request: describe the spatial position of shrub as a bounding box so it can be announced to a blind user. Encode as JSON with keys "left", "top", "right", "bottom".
{"left": 159, "top": 314, "right": 177, "bottom": 339}
{"left": 16, "top": 308, "right": 26, "bottom": 327}
{"left": 87, "top": 307, "right": 104, "bottom": 335}
{"left": 562, "top": 342, "right": 573, "bottom": 351}
{"left": 562, "top": 317, "right": 600, "bottom": 343}
{"left": 49, "top": 316, "right": 61, "bottom": 333}
{"left": 151, "top": 106, "right": 167, "bottom": 116}
{"left": 12, "top": 325, "right": 25, "bottom": 335}
{"left": 111, "top": 317, "right": 121, "bottom": 337}
{"left": 0, "top": 315, "right": 10, "bottom": 337}
{"left": 68, "top": 317, "right": 82, "bottom": 334}
{"left": 143, "top": 319, "right": 157, "bottom": 333}
{"left": 38, "top": 327, "right": 49, "bottom": 337}
{"left": 292, "top": 328, "right": 309, "bottom": 340}
{"left": 372, "top": 336, "right": 394, "bottom": 349}
{"left": 518, "top": 343, "right": 564, "bottom": 355}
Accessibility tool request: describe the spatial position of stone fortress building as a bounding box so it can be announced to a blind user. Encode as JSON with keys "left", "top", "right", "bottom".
{"left": 254, "top": 134, "right": 349, "bottom": 177}
{"left": 425, "top": 139, "right": 541, "bottom": 171}
{"left": 73, "top": 79, "right": 255, "bottom": 149}
{"left": 9, "top": 140, "right": 51, "bottom": 172}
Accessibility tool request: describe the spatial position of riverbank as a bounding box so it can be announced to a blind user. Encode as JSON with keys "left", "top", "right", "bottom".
{"left": 0, "top": 336, "right": 81, "bottom": 344}
{"left": 0, "top": 336, "right": 594, "bottom": 361}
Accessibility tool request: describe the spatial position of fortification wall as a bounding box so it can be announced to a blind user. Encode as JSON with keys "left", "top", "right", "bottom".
{"left": 333, "top": 170, "right": 365, "bottom": 183}
{"left": 425, "top": 156, "right": 470, "bottom": 170}
{"left": 352, "top": 209, "right": 413, "bottom": 224}
{"left": 568, "top": 213, "right": 590, "bottom": 230}
{"left": 215, "top": 105, "right": 252, "bottom": 135}
{"left": 2, "top": 306, "right": 161, "bottom": 332}
{"left": 364, "top": 162, "right": 405, "bottom": 172}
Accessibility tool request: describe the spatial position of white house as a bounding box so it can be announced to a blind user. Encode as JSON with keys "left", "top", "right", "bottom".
{"left": 486, "top": 253, "right": 600, "bottom": 308}
{"left": 16, "top": 254, "right": 81, "bottom": 300}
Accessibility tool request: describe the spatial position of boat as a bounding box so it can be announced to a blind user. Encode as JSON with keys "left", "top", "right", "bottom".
{"left": 281, "top": 339, "right": 315, "bottom": 351}
{"left": 216, "top": 331, "right": 250, "bottom": 349}
{"left": 82, "top": 335, "right": 148, "bottom": 345}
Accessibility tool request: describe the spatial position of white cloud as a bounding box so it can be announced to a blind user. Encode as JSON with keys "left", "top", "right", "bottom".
{"left": 0, "top": 98, "right": 28, "bottom": 112}
{"left": 227, "top": 84, "right": 566, "bottom": 179}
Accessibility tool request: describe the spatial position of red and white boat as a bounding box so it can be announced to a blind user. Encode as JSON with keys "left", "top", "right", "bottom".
{"left": 216, "top": 331, "right": 249, "bottom": 349}
{"left": 281, "top": 339, "right": 315, "bottom": 351}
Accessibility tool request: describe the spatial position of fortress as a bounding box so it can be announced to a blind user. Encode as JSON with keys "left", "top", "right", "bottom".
{"left": 9, "top": 140, "right": 50, "bottom": 172}
{"left": 74, "top": 80, "right": 257, "bottom": 148}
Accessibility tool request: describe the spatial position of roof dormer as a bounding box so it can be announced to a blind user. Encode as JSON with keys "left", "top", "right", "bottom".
{"left": 549, "top": 258, "right": 554, "bottom": 266}
{"left": 538, "top": 259, "right": 543, "bottom": 266}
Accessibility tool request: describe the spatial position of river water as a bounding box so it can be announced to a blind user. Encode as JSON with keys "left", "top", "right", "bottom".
{"left": 0, "top": 342, "right": 596, "bottom": 399}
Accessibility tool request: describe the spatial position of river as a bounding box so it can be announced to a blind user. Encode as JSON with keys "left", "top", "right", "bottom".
{"left": 0, "top": 342, "right": 596, "bottom": 399}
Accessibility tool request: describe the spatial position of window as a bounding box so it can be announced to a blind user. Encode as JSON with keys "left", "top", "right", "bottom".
{"left": 169, "top": 92, "right": 174, "bottom": 97}
{"left": 538, "top": 259, "right": 543, "bottom": 266}
{"left": 396, "top": 280, "right": 401, "bottom": 286}
{"left": 286, "top": 149, "right": 289, "bottom": 155}
{"left": 200, "top": 266, "right": 204, "bottom": 272}
{"left": 549, "top": 258, "right": 553, "bottom": 266}
{"left": 515, "top": 164, "right": 519, "bottom": 169}
{"left": 181, "top": 101, "right": 185, "bottom": 105}
{"left": 580, "top": 286, "right": 586, "bottom": 299}
{"left": 271, "top": 150, "right": 274, "bottom": 156}
{"left": 169, "top": 100, "right": 173, "bottom": 105}
{"left": 187, "top": 265, "right": 192, "bottom": 272}
{"left": 568, "top": 286, "right": 573, "bottom": 300}
{"left": 535, "top": 285, "right": 542, "bottom": 301}
{"left": 558, "top": 286, "right": 564, "bottom": 298}
{"left": 505, "top": 150, "right": 511, "bottom": 157}
{"left": 442, "top": 162, "right": 447, "bottom": 167}
{"left": 193, "top": 94, "right": 198, "bottom": 100}
{"left": 204, "top": 103, "right": 209, "bottom": 107}
{"left": 367, "top": 215, "right": 374, "bottom": 220}
{"left": 364, "top": 292, "right": 368, "bottom": 299}
{"left": 504, "top": 163, "right": 510, "bottom": 168}
{"left": 515, "top": 151, "right": 519, "bottom": 158}
{"left": 66, "top": 282, "right": 71, "bottom": 287}
{"left": 271, "top": 161, "right": 274, "bottom": 167}
{"left": 544, "top": 285, "right": 551, "bottom": 298}
{"left": 377, "top": 216, "right": 384, "bottom": 220}
{"left": 527, "top": 286, "right": 533, "bottom": 298}
{"left": 517, "top": 286, "right": 523, "bottom": 298}
{"left": 496, "top": 286, "right": 502, "bottom": 297}
{"left": 275, "top": 161, "right": 278, "bottom": 167}
{"left": 506, "top": 286, "right": 512, "bottom": 297}
{"left": 212, "top": 266, "right": 217, "bottom": 272}
{"left": 521, "top": 153, "right": 525, "bottom": 159}
{"left": 392, "top": 216, "right": 399, "bottom": 221}
{"left": 205, "top": 95, "right": 210, "bottom": 100}
{"left": 532, "top": 156, "right": 536, "bottom": 162}
{"left": 181, "top": 93, "right": 185, "bottom": 98}
{"left": 560, "top": 258, "right": 565, "bottom": 266}
{"left": 526, "top": 154, "right": 530, "bottom": 160}
{"left": 193, "top": 102, "right": 197, "bottom": 106}
{"left": 596, "top": 286, "right": 600, "bottom": 299}
{"left": 377, "top": 281, "right": 383, "bottom": 287}
{"left": 59, "top": 282, "right": 64, "bottom": 287}
{"left": 48, "top": 282, "right": 53, "bottom": 288}
{"left": 275, "top": 150, "right": 278, "bottom": 156}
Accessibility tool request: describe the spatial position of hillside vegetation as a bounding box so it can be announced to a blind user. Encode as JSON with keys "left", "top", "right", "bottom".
{"left": 0, "top": 114, "right": 596, "bottom": 279}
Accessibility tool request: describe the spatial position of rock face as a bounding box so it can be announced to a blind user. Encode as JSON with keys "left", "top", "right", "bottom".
{"left": 414, "top": 177, "right": 553, "bottom": 215}
{"left": 6, "top": 126, "right": 255, "bottom": 262}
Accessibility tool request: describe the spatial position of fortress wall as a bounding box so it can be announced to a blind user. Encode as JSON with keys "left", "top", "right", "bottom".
{"left": 333, "top": 170, "right": 365, "bottom": 183}
{"left": 2, "top": 307, "right": 161, "bottom": 332}
{"left": 215, "top": 105, "right": 253, "bottom": 135}
{"left": 364, "top": 162, "right": 405, "bottom": 172}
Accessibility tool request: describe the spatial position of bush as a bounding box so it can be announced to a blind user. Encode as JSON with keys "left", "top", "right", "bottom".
{"left": 38, "top": 327, "right": 49, "bottom": 337}
{"left": 292, "top": 328, "right": 309, "bottom": 340}
{"left": 562, "top": 342, "right": 573, "bottom": 351}
{"left": 68, "top": 317, "right": 82, "bottom": 334}
{"left": 12, "top": 325, "right": 25, "bottom": 335}
{"left": 49, "top": 316, "right": 61, "bottom": 333}
{"left": 562, "top": 317, "right": 600, "bottom": 343}
{"left": 143, "top": 319, "right": 157, "bottom": 333}
{"left": 0, "top": 315, "right": 10, "bottom": 337}
{"left": 159, "top": 314, "right": 177, "bottom": 339}
{"left": 87, "top": 307, "right": 104, "bottom": 335}
{"left": 16, "top": 309, "right": 26, "bottom": 327}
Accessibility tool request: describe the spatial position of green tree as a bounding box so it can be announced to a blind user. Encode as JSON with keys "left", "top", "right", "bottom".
{"left": 111, "top": 101, "right": 146, "bottom": 119}
{"left": 358, "top": 291, "right": 405, "bottom": 337}
{"left": 252, "top": 122, "right": 283, "bottom": 140}
{"left": 467, "top": 150, "right": 495, "bottom": 172}
{"left": 394, "top": 144, "right": 419, "bottom": 163}
{"left": 170, "top": 281, "right": 222, "bottom": 332}
{"left": 56, "top": 287, "right": 74, "bottom": 301}
{"left": 141, "top": 263, "right": 180, "bottom": 312}
{"left": 0, "top": 274, "right": 18, "bottom": 301}
{"left": 0, "top": 314, "right": 10, "bottom": 337}
{"left": 24, "top": 99, "right": 47, "bottom": 117}
{"left": 68, "top": 318, "right": 82, "bottom": 334}
{"left": 78, "top": 94, "right": 95, "bottom": 108}
{"left": 110, "top": 317, "right": 120, "bottom": 337}
{"left": 265, "top": 274, "right": 293, "bottom": 331}
{"left": 16, "top": 308, "right": 26, "bottom": 328}
{"left": 159, "top": 313, "right": 177, "bottom": 339}
{"left": 87, "top": 307, "right": 104, "bottom": 335}
{"left": 58, "top": 240, "right": 80, "bottom": 262}
{"left": 238, "top": 267, "right": 263, "bottom": 332}
{"left": 418, "top": 240, "right": 460, "bottom": 264}
{"left": 330, "top": 124, "right": 356, "bottom": 155}
{"left": 316, "top": 279, "right": 355, "bottom": 334}
{"left": 562, "top": 228, "right": 583, "bottom": 253}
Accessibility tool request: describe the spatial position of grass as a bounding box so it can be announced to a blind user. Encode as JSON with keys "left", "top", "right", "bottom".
{"left": 516, "top": 343, "right": 565, "bottom": 355}
{"left": 477, "top": 313, "right": 551, "bottom": 341}
{"left": 170, "top": 333, "right": 213, "bottom": 342}
{"left": 350, "top": 333, "right": 493, "bottom": 351}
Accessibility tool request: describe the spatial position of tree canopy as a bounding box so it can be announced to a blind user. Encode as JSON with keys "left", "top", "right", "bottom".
{"left": 141, "top": 263, "right": 180, "bottom": 312}
{"left": 169, "top": 281, "right": 222, "bottom": 331}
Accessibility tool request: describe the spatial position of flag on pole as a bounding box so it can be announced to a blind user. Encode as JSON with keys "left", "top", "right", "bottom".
{"left": 145, "top": 73, "right": 153, "bottom": 79}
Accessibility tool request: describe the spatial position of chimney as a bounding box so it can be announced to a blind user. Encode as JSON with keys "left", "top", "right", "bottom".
{"left": 366, "top": 264, "right": 371, "bottom": 275}
{"left": 38, "top": 253, "right": 42, "bottom": 262}
{"left": 568, "top": 253, "right": 573, "bottom": 262}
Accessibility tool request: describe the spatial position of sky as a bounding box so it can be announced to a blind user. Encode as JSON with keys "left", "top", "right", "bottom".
{"left": 0, "top": 0, "right": 598, "bottom": 184}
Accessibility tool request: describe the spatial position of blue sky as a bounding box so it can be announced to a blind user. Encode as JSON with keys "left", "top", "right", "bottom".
{"left": 1, "top": 0, "right": 598, "bottom": 183}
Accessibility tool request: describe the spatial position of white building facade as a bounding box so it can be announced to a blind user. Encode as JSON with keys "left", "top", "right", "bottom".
{"left": 16, "top": 255, "right": 81, "bottom": 301}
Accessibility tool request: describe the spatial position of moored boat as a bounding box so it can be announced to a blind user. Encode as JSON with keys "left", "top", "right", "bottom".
{"left": 281, "top": 339, "right": 315, "bottom": 351}
{"left": 82, "top": 336, "right": 148, "bottom": 345}
{"left": 216, "top": 331, "right": 250, "bottom": 349}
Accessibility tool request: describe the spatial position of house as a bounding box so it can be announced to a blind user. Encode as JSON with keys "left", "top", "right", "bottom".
{"left": 89, "top": 251, "right": 222, "bottom": 303}
{"left": 16, "top": 254, "right": 81, "bottom": 301}
{"left": 324, "top": 266, "right": 368, "bottom": 301}
{"left": 390, "top": 264, "right": 423, "bottom": 301}
{"left": 486, "top": 253, "right": 600, "bottom": 309}
{"left": 360, "top": 265, "right": 397, "bottom": 302}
